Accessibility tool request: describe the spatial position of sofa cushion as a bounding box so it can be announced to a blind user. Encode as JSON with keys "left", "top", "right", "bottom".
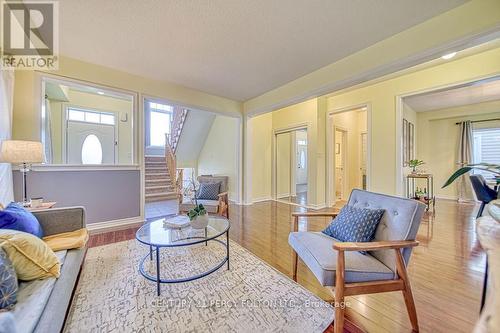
{"left": 0, "top": 312, "right": 17, "bottom": 333}
{"left": 197, "top": 182, "right": 221, "bottom": 200}
{"left": 0, "top": 203, "right": 43, "bottom": 238}
{"left": 42, "top": 228, "right": 89, "bottom": 252}
{"left": 13, "top": 250, "right": 66, "bottom": 333}
{"left": 0, "top": 247, "right": 18, "bottom": 310}
{"left": 0, "top": 230, "right": 60, "bottom": 280}
{"left": 322, "top": 205, "right": 384, "bottom": 253}
{"left": 289, "top": 232, "right": 394, "bottom": 286}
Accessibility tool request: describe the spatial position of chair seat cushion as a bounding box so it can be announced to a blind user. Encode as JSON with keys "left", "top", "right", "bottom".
{"left": 180, "top": 199, "right": 219, "bottom": 213}
{"left": 289, "top": 232, "right": 394, "bottom": 286}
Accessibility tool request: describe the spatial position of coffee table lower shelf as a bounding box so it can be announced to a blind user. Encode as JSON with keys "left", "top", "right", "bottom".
{"left": 138, "top": 232, "right": 230, "bottom": 296}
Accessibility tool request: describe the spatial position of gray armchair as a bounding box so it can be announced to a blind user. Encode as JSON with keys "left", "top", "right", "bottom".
{"left": 289, "top": 189, "right": 425, "bottom": 333}
{"left": 179, "top": 175, "right": 229, "bottom": 218}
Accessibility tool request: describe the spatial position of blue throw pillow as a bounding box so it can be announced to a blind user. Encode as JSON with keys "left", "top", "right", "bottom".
{"left": 0, "top": 202, "right": 43, "bottom": 238}
{"left": 323, "top": 205, "right": 385, "bottom": 253}
{"left": 0, "top": 247, "right": 18, "bottom": 310}
{"left": 196, "top": 182, "right": 221, "bottom": 200}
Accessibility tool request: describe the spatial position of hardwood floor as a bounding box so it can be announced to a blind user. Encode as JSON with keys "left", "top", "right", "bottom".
{"left": 88, "top": 198, "right": 484, "bottom": 333}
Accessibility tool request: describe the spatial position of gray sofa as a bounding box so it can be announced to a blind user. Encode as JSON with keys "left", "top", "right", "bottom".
{"left": 1, "top": 207, "right": 87, "bottom": 333}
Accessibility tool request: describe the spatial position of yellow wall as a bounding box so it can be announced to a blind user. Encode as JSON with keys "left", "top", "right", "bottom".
{"left": 250, "top": 112, "right": 272, "bottom": 201}
{"left": 417, "top": 100, "right": 500, "bottom": 200}
{"left": 197, "top": 116, "right": 239, "bottom": 201}
{"left": 13, "top": 56, "right": 241, "bottom": 148}
{"left": 326, "top": 46, "right": 500, "bottom": 195}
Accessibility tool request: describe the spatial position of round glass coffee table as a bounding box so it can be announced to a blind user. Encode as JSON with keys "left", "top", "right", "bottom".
{"left": 136, "top": 215, "right": 230, "bottom": 296}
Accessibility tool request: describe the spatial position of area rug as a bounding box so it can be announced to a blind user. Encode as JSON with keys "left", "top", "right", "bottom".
{"left": 64, "top": 238, "right": 334, "bottom": 332}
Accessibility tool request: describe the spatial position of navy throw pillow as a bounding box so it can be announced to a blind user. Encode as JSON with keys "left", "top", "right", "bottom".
{"left": 0, "top": 202, "right": 43, "bottom": 238}
{"left": 323, "top": 205, "right": 385, "bottom": 253}
{"left": 196, "top": 182, "right": 221, "bottom": 200}
{"left": 0, "top": 247, "right": 18, "bottom": 310}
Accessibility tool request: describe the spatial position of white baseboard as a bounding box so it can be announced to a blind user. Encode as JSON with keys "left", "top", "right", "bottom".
{"left": 252, "top": 196, "right": 273, "bottom": 204}
{"left": 309, "top": 203, "right": 327, "bottom": 210}
{"left": 87, "top": 216, "right": 145, "bottom": 234}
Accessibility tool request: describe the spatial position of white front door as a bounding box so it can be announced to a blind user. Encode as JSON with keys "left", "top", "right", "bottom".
{"left": 67, "top": 121, "right": 116, "bottom": 164}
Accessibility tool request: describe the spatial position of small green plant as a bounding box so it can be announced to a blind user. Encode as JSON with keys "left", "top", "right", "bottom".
{"left": 187, "top": 204, "right": 207, "bottom": 221}
{"left": 443, "top": 163, "right": 500, "bottom": 188}
{"left": 408, "top": 159, "right": 425, "bottom": 172}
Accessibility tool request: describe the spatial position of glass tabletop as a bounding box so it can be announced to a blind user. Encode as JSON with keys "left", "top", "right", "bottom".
{"left": 136, "top": 215, "right": 230, "bottom": 247}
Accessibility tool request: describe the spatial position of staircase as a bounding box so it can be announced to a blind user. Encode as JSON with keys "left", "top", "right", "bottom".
{"left": 145, "top": 156, "right": 179, "bottom": 202}
{"left": 144, "top": 107, "right": 188, "bottom": 203}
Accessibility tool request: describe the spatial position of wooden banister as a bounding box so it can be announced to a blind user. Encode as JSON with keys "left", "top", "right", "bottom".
{"left": 165, "top": 133, "right": 182, "bottom": 202}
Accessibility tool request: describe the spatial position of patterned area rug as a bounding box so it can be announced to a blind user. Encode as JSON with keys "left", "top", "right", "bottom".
{"left": 64, "top": 239, "right": 334, "bottom": 332}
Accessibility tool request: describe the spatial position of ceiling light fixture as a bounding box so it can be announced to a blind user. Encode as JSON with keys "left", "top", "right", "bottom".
{"left": 441, "top": 52, "right": 457, "bottom": 60}
{"left": 97, "top": 91, "right": 105, "bottom": 95}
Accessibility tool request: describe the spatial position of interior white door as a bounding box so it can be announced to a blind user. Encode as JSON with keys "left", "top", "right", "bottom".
{"left": 67, "top": 121, "right": 116, "bottom": 164}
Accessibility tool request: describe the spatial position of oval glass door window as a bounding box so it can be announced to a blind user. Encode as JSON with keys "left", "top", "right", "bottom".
{"left": 81, "top": 134, "right": 103, "bottom": 164}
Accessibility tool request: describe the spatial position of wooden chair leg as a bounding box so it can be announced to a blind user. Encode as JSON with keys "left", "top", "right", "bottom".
{"left": 395, "top": 250, "right": 419, "bottom": 332}
{"left": 334, "top": 250, "right": 345, "bottom": 333}
{"left": 292, "top": 250, "right": 298, "bottom": 281}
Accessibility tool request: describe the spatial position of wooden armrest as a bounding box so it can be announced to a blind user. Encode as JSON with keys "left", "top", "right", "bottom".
{"left": 218, "top": 192, "right": 228, "bottom": 198}
{"left": 333, "top": 240, "right": 419, "bottom": 251}
{"left": 291, "top": 212, "right": 338, "bottom": 218}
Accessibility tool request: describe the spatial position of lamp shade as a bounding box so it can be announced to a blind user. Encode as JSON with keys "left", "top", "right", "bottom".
{"left": 0, "top": 140, "right": 44, "bottom": 164}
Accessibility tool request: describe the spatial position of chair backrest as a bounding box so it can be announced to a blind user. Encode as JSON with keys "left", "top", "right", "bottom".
{"left": 197, "top": 175, "right": 228, "bottom": 193}
{"left": 347, "top": 189, "right": 426, "bottom": 272}
{"left": 470, "top": 174, "right": 497, "bottom": 204}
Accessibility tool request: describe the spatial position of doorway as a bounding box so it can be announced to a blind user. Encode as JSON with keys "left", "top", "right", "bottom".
{"left": 274, "top": 127, "right": 309, "bottom": 206}
{"left": 328, "top": 106, "right": 369, "bottom": 205}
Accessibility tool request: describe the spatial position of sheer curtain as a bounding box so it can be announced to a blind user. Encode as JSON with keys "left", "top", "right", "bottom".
{"left": 457, "top": 120, "right": 474, "bottom": 201}
{"left": 0, "top": 70, "right": 15, "bottom": 207}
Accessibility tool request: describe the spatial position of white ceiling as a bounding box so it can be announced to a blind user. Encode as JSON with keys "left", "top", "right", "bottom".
{"left": 404, "top": 77, "right": 500, "bottom": 112}
{"left": 59, "top": 0, "right": 466, "bottom": 101}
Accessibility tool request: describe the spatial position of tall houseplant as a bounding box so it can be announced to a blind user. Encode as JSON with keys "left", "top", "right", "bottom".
{"left": 442, "top": 163, "right": 500, "bottom": 189}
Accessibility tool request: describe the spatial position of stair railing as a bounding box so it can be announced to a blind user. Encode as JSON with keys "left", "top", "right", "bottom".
{"left": 165, "top": 133, "right": 183, "bottom": 202}
{"left": 170, "top": 107, "right": 188, "bottom": 152}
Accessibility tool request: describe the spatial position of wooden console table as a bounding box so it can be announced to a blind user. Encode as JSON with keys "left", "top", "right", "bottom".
{"left": 406, "top": 173, "right": 435, "bottom": 211}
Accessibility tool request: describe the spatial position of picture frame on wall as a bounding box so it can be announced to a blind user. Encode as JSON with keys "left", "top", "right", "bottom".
{"left": 408, "top": 122, "right": 414, "bottom": 162}
{"left": 403, "top": 119, "right": 408, "bottom": 166}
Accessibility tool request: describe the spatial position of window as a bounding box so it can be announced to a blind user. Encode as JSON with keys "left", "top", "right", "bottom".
{"left": 81, "top": 134, "right": 103, "bottom": 164}
{"left": 68, "top": 108, "right": 115, "bottom": 125}
{"left": 473, "top": 127, "right": 500, "bottom": 176}
{"left": 148, "top": 101, "right": 172, "bottom": 147}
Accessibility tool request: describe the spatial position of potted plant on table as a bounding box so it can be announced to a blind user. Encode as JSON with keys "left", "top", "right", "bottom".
{"left": 185, "top": 175, "right": 209, "bottom": 229}
{"left": 408, "top": 159, "right": 425, "bottom": 173}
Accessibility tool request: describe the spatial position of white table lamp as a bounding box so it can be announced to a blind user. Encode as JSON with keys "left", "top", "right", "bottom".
{"left": 0, "top": 140, "right": 44, "bottom": 206}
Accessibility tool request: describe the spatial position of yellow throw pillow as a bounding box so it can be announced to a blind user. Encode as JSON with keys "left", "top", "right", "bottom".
{"left": 43, "top": 228, "right": 89, "bottom": 252}
{"left": 0, "top": 230, "right": 60, "bottom": 281}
